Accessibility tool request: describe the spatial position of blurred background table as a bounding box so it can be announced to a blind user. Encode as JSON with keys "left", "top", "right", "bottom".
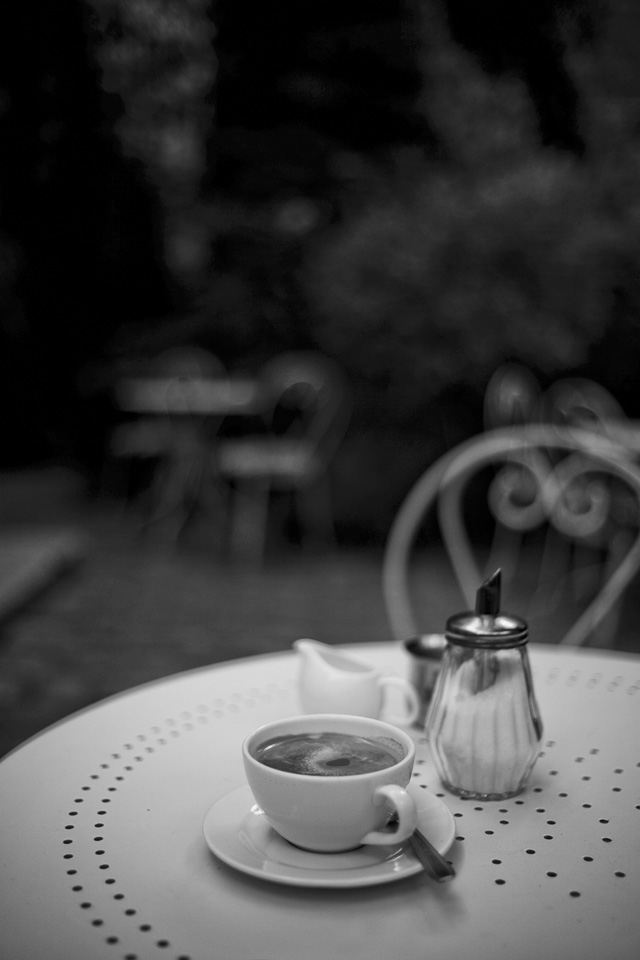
{"left": 1, "top": 642, "right": 639, "bottom": 960}
{"left": 114, "top": 376, "right": 262, "bottom": 418}
{"left": 108, "top": 372, "right": 263, "bottom": 543}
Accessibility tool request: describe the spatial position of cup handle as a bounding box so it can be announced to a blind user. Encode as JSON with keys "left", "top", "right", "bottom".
{"left": 378, "top": 676, "right": 421, "bottom": 725}
{"left": 360, "top": 784, "right": 417, "bottom": 846}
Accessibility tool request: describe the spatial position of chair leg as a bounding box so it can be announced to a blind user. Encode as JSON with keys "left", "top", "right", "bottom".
{"left": 227, "top": 478, "right": 271, "bottom": 563}
{"left": 295, "top": 474, "right": 336, "bottom": 549}
{"left": 139, "top": 454, "right": 193, "bottom": 544}
{"left": 99, "top": 452, "right": 132, "bottom": 518}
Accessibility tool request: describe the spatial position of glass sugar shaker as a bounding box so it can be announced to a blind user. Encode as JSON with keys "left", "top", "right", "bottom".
{"left": 425, "top": 569, "right": 543, "bottom": 801}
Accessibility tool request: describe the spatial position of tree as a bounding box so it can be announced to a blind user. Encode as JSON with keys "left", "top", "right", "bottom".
{"left": 302, "top": 1, "right": 628, "bottom": 413}
{"left": 85, "top": 0, "right": 217, "bottom": 293}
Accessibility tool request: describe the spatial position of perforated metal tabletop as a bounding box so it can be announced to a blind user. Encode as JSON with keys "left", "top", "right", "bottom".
{"left": 1, "top": 643, "right": 639, "bottom": 960}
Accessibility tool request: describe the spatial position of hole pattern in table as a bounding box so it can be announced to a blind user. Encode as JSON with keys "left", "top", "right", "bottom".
{"left": 62, "top": 679, "right": 294, "bottom": 960}
{"left": 419, "top": 660, "right": 639, "bottom": 897}
{"left": 539, "top": 664, "right": 640, "bottom": 697}
{"left": 57, "top": 666, "right": 640, "bottom": 957}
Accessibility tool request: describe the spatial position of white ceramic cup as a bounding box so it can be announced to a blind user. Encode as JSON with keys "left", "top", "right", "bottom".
{"left": 242, "top": 714, "right": 418, "bottom": 853}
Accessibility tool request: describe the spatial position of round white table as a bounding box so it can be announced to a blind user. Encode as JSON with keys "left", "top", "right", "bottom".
{"left": 1, "top": 642, "right": 639, "bottom": 960}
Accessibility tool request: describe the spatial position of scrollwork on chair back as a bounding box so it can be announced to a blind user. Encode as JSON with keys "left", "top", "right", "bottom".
{"left": 488, "top": 448, "right": 613, "bottom": 547}
{"left": 538, "top": 377, "right": 624, "bottom": 438}
{"left": 546, "top": 453, "right": 612, "bottom": 545}
{"left": 382, "top": 425, "right": 640, "bottom": 647}
{"left": 484, "top": 371, "right": 632, "bottom": 552}
{"left": 487, "top": 451, "right": 550, "bottom": 533}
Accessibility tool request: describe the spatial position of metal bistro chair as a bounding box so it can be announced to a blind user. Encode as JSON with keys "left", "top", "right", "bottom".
{"left": 217, "top": 351, "right": 351, "bottom": 561}
{"left": 382, "top": 424, "right": 640, "bottom": 648}
{"left": 109, "top": 346, "right": 229, "bottom": 540}
{"left": 534, "top": 378, "right": 635, "bottom": 640}
{"left": 537, "top": 376, "right": 626, "bottom": 439}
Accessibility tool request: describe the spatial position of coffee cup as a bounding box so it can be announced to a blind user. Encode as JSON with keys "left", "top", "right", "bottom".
{"left": 242, "top": 714, "right": 418, "bottom": 853}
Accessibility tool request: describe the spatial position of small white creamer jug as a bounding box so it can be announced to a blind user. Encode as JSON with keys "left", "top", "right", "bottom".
{"left": 294, "top": 639, "right": 420, "bottom": 725}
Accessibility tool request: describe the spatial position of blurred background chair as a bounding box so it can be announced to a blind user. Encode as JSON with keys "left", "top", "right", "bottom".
{"left": 482, "top": 369, "right": 638, "bottom": 619}
{"left": 383, "top": 424, "right": 640, "bottom": 648}
{"left": 107, "top": 346, "right": 228, "bottom": 540}
{"left": 217, "top": 351, "right": 351, "bottom": 562}
{"left": 537, "top": 376, "right": 626, "bottom": 438}
{"left": 483, "top": 362, "right": 541, "bottom": 431}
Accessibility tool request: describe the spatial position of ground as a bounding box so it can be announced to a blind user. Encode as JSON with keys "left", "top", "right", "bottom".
{"left": 1, "top": 466, "right": 638, "bottom": 759}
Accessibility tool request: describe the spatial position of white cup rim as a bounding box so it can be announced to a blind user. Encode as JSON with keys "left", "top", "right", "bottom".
{"left": 243, "top": 713, "right": 415, "bottom": 782}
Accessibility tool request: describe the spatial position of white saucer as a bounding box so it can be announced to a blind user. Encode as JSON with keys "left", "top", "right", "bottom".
{"left": 203, "top": 783, "right": 455, "bottom": 888}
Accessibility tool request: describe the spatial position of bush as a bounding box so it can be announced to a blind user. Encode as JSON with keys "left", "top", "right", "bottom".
{"left": 302, "top": 153, "right": 623, "bottom": 422}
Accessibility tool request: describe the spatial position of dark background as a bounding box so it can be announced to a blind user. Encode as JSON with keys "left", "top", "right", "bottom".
{"left": 2, "top": 0, "right": 640, "bottom": 541}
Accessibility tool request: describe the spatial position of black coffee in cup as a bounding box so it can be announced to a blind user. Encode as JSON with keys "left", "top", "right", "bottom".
{"left": 253, "top": 731, "right": 402, "bottom": 777}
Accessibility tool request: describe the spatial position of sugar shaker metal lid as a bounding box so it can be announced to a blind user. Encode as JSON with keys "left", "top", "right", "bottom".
{"left": 445, "top": 569, "right": 528, "bottom": 648}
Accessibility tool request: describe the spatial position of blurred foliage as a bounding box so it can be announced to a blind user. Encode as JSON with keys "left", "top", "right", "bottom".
{"left": 86, "top": 0, "right": 217, "bottom": 288}
{"left": 294, "top": 1, "right": 640, "bottom": 537}
{"left": 87, "top": 0, "right": 640, "bottom": 540}
{"left": 300, "top": 2, "right": 637, "bottom": 417}
{"left": 303, "top": 155, "right": 622, "bottom": 415}
{"left": 3, "top": 0, "right": 640, "bottom": 542}
{"left": 87, "top": 0, "right": 215, "bottom": 194}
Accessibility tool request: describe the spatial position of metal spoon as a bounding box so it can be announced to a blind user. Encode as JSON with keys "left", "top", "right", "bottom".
{"left": 407, "top": 826, "right": 456, "bottom": 882}
{"left": 387, "top": 814, "right": 456, "bottom": 882}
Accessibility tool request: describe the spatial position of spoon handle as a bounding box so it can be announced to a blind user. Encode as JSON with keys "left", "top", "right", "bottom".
{"left": 408, "top": 827, "right": 456, "bottom": 882}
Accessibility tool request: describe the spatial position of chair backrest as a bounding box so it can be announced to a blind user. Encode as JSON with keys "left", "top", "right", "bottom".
{"left": 382, "top": 424, "right": 640, "bottom": 648}
{"left": 258, "top": 351, "right": 351, "bottom": 461}
{"left": 536, "top": 377, "right": 625, "bottom": 437}
{"left": 484, "top": 363, "right": 541, "bottom": 430}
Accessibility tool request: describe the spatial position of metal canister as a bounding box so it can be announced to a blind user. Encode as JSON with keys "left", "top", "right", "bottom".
{"left": 402, "top": 633, "right": 446, "bottom": 727}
